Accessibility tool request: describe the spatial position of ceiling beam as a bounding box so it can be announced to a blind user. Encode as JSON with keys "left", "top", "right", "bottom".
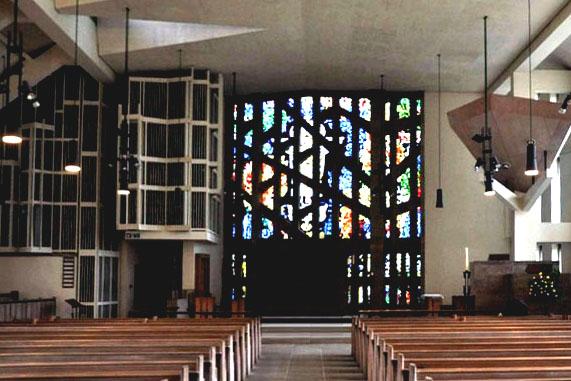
{"left": 490, "top": 1, "right": 571, "bottom": 95}
{"left": 16, "top": 0, "right": 115, "bottom": 83}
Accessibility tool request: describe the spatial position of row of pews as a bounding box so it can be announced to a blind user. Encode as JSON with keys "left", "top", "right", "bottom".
{"left": 353, "top": 315, "right": 571, "bottom": 381}
{"left": 0, "top": 316, "right": 261, "bottom": 381}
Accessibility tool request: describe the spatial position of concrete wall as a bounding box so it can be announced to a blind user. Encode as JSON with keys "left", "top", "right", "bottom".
{"left": 0, "top": 256, "right": 75, "bottom": 317}
{"left": 424, "top": 92, "right": 513, "bottom": 304}
{"left": 562, "top": 150, "right": 571, "bottom": 223}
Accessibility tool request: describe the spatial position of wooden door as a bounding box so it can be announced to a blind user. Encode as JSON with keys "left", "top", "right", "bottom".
{"left": 195, "top": 254, "right": 210, "bottom": 297}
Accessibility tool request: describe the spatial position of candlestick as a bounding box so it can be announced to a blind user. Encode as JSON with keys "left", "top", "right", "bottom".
{"left": 465, "top": 247, "right": 469, "bottom": 271}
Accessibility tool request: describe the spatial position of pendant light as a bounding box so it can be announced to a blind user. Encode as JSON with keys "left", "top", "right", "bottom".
{"left": 117, "top": 7, "right": 130, "bottom": 196}
{"left": 524, "top": 0, "right": 538, "bottom": 176}
{"left": 65, "top": 0, "right": 81, "bottom": 173}
{"left": 435, "top": 54, "right": 444, "bottom": 208}
{"left": 2, "top": 0, "right": 22, "bottom": 145}
{"left": 483, "top": 16, "right": 496, "bottom": 197}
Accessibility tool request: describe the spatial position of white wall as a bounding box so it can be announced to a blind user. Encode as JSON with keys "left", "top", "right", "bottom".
{"left": 424, "top": 92, "right": 513, "bottom": 303}
{"left": 182, "top": 241, "right": 224, "bottom": 303}
{"left": 119, "top": 241, "right": 139, "bottom": 317}
{"left": 0, "top": 256, "right": 75, "bottom": 317}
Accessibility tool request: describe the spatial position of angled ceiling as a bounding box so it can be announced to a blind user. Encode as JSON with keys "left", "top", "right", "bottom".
{"left": 51, "top": 0, "right": 567, "bottom": 94}
{"left": 447, "top": 95, "right": 571, "bottom": 194}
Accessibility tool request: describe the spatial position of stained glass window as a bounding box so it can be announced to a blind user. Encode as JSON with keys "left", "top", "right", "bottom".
{"left": 339, "top": 206, "right": 352, "bottom": 239}
{"left": 340, "top": 97, "right": 352, "bottom": 112}
{"left": 396, "top": 211, "right": 411, "bottom": 238}
{"left": 397, "top": 98, "right": 410, "bottom": 119}
{"left": 244, "top": 103, "right": 254, "bottom": 121}
{"left": 339, "top": 117, "right": 352, "bottom": 157}
{"left": 383, "top": 93, "right": 423, "bottom": 307}
{"left": 229, "top": 92, "right": 421, "bottom": 310}
{"left": 263, "top": 101, "right": 275, "bottom": 131}
{"left": 301, "top": 96, "right": 313, "bottom": 126}
{"left": 396, "top": 131, "right": 410, "bottom": 165}
{"left": 359, "top": 98, "right": 371, "bottom": 121}
{"left": 339, "top": 167, "right": 352, "bottom": 199}
{"left": 396, "top": 168, "right": 411, "bottom": 204}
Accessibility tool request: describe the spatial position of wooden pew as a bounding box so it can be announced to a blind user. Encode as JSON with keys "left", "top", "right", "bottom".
{"left": 354, "top": 316, "right": 571, "bottom": 381}
{"left": 0, "top": 317, "right": 261, "bottom": 379}
{"left": 0, "top": 359, "right": 202, "bottom": 380}
{"left": 0, "top": 317, "right": 260, "bottom": 381}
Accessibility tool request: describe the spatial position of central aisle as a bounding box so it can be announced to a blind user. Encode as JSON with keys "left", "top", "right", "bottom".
{"left": 246, "top": 323, "right": 366, "bottom": 381}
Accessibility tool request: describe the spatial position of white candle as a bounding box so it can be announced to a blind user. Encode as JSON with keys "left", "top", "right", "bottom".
{"left": 465, "top": 247, "right": 469, "bottom": 271}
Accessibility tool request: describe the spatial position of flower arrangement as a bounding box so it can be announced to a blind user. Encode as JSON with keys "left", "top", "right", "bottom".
{"left": 528, "top": 270, "right": 562, "bottom": 301}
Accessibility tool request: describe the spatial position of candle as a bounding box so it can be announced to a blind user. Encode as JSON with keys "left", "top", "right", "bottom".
{"left": 465, "top": 247, "right": 469, "bottom": 271}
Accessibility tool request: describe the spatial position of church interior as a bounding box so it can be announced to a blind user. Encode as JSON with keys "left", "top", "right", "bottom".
{"left": 1, "top": 0, "right": 571, "bottom": 380}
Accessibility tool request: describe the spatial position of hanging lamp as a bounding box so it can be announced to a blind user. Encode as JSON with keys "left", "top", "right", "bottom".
{"left": 483, "top": 16, "right": 496, "bottom": 197}
{"left": 65, "top": 0, "right": 81, "bottom": 173}
{"left": 117, "top": 7, "right": 130, "bottom": 196}
{"left": 435, "top": 54, "right": 444, "bottom": 208}
{"left": 524, "top": 0, "right": 538, "bottom": 177}
{"left": 2, "top": 0, "right": 22, "bottom": 145}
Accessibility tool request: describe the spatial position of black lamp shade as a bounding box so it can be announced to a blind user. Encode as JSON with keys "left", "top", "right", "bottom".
{"left": 484, "top": 172, "right": 495, "bottom": 196}
{"left": 525, "top": 140, "right": 539, "bottom": 176}
{"left": 435, "top": 188, "right": 444, "bottom": 208}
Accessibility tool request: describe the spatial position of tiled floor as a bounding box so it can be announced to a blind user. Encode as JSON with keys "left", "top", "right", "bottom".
{"left": 246, "top": 344, "right": 366, "bottom": 381}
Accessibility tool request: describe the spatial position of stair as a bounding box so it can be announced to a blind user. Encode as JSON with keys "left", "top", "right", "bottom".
{"left": 246, "top": 322, "right": 365, "bottom": 381}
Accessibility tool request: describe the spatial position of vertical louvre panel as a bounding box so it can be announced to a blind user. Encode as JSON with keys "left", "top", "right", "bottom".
{"left": 82, "top": 105, "right": 99, "bottom": 151}
{"left": 129, "top": 81, "right": 141, "bottom": 114}
{"left": 167, "top": 190, "right": 184, "bottom": 225}
{"left": 209, "top": 167, "right": 217, "bottom": 189}
{"left": 168, "top": 81, "right": 185, "bottom": 119}
{"left": 145, "top": 191, "right": 165, "bottom": 225}
{"left": 119, "top": 196, "right": 127, "bottom": 225}
{"left": 209, "top": 129, "right": 218, "bottom": 161}
{"left": 43, "top": 174, "right": 52, "bottom": 201}
{"left": 192, "top": 164, "right": 206, "bottom": 187}
{"left": 192, "top": 125, "right": 206, "bottom": 159}
{"left": 146, "top": 123, "right": 167, "bottom": 158}
{"left": 209, "top": 195, "right": 220, "bottom": 233}
{"left": 192, "top": 84, "right": 207, "bottom": 121}
{"left": 129, "top": 121, "right": 138, "bottom": 155}
{"left": 143, "top": 82, "right": 167, "bottom": 119}
{"left": 42, "top": 205, "right": 52, "bottom": 247}
{"left": 63, "top": 105, "right": 79, "bottom": 139}
{"left": 209, "top": 88, "right": 219, "bottom": 123}
{"left": 62, "top": 175, "right": 77, "bottom": 202}
{"left": 128, "top": 192, "right": 137, "bottom": 224}
{"left": 61, "top": 206, "right": 76, "bottom": 250}
{"left": 168, "top": 124, "right": 185, "bottom": 158}
{"left": 1, "top": 204, "right": 10, "bottom": 246}
{"left": 33, "top": 205, "right": 41, "bottom": 247}
{"left": 112, "top": 257, "right": 118, "bottom": 300}
{"left": 52, "top": 205, "right": 60, "bottom": 250}
{"left": 191, "top": 192, "right": 205, "bottom": 228}
{"left": 81, "top": 207, "right": 96, "bottom": 250}
{"left": 79, "top": 256, "right": 95, "bottom": 302}
{"left": 167, "top": 163, "right": 184, "bottom": 186}
{"left": 81, "top": 156, "right": 97, "bottom": 202}
{"left": 145, "top": 162, "right": 166, "bottom": 186}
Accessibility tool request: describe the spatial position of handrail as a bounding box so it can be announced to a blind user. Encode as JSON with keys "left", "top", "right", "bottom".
{"left": 0, "top": 297, "right": 55, "bottom": 305}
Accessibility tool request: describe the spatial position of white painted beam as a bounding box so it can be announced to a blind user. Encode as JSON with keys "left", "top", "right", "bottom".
{"left": 97, "top": 18, "right": 264, "bottom": 58}
{"left": 513, "top": 70, "right": 571, "bottom": 98}
{"left": 490, "top": 2, "right": 571, "bottom": 95}
{"left": 17, "top": 0, "right": 115, "bottom": 83}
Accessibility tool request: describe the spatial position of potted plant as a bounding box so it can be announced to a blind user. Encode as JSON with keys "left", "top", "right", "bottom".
{"left": 528, "top": 270, "right": 563, "bottom": 315}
